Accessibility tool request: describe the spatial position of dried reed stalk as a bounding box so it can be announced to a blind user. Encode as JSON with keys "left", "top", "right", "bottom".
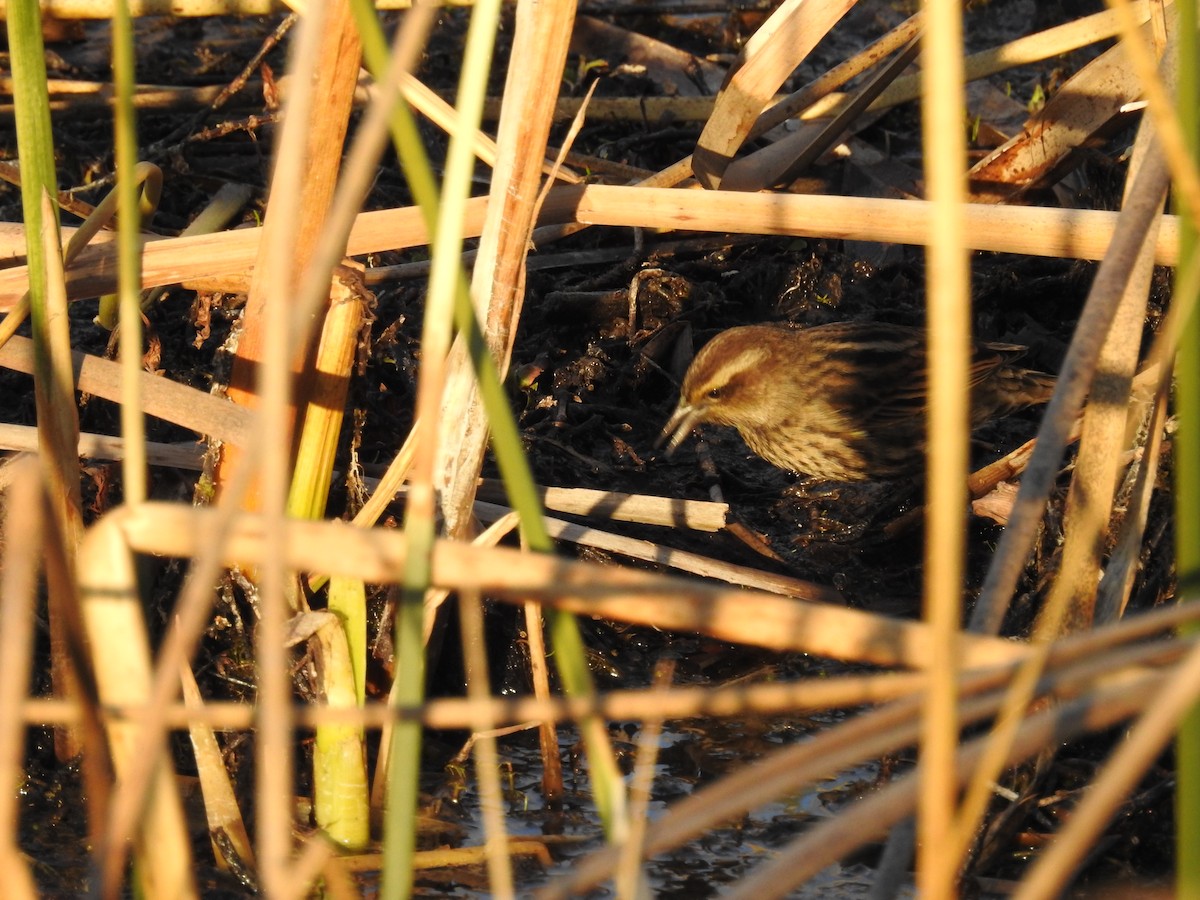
{"left": 105, "top": 502, "right": 1024, "bottom": 670}
{"left": 1043, "top": 109, "right": 1167, "bottom": 637}
{"left": 434, "top": 1, "right": 577, "bottom": 538}
{"left": 692, "top": 0, "right": 855, "bottom": 188}
{"left": 919, "top": 0, "right": 970, "bottom": 892}
{"left": 0, "top": 188, "right": 1181, "bottom": 308}
{"left": 23, "top": 600, "right": 1200, "bottom": 732}
{"left": 0, "top": 459, "right": 43, "bottom": 900}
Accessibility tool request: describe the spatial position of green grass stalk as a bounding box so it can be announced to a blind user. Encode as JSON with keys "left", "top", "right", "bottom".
{"left": 380, "top": 0, "right": 505, "bottom": 894}
{"left": 111, "top": 0, "right": 147, "bottom": 504}
{"left": 454, "top": 294, "right": 627, "bottom": 836}
{"left": 1175, "top": 0, "right": 1200, "bottom": 892}
{"left": 6, "top": 0, "right": 87, "bottom": 764}
{"left": 351, "top": 0, "right": 624, "bottom": 848}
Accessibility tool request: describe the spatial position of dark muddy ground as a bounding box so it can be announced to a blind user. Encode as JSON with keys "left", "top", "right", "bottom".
{"left": 0, "top": 1, "right": 1179, "bottom": 895}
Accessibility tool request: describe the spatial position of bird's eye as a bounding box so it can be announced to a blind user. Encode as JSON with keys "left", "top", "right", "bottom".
{"left": 707, "top": 387, "right": 724, "bottom": 400}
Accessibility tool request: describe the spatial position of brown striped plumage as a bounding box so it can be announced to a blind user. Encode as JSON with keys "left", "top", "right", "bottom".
{"left": 659, "top": 322, "right": 1056, "bottom": 481}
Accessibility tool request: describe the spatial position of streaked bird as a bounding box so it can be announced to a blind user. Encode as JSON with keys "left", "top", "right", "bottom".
{"left": 659, "top": 322, "right": 1056, "bottom": 481}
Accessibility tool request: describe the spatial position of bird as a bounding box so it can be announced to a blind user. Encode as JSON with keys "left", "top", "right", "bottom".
{"left": 658, "top": 321, "right": 1057, "bottom": 482}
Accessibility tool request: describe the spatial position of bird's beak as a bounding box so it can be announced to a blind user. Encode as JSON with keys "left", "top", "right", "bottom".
{"left": 657, "top": 403, "right": 701, "bottom": 455}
